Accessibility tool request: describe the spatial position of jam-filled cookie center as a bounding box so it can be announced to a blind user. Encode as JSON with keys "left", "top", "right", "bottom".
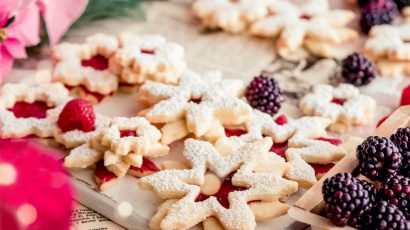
{"left": 195, "top": 171, "right": 246, "bottom": 208}
{"left": 9, "top": 101, "right": 54, "bottom": 119}
{"left": 120, "top": 129, "right": 138, "bottom": 138}
{"left": 299, "top": 14, "right": 312, "bottom": 20}
{"left": 331, "top": 98, "right": 347, "bottom": 106}
{"left": 81, "top": 54, "right": 109, "bottom": 71}
{"left": 140, "top": 49, "right": 155, "bottom": 55}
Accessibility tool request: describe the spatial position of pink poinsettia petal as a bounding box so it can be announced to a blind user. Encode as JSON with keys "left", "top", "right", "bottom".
{"left": 7, "top": 3, "right": 40, "bottom": 47}
{"left": 0, "top": 47, "right": 14, "bottom": 83}
{"left": 3, "top": 37, "right": 27, "bottom": 58}
{"left": 38, "top": 0, "right": 88, "bottom": 45}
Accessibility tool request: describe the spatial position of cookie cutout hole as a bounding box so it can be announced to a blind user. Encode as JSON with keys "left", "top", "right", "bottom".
{"left": 270, "top": 141, "right": 288, "bottom": 159}
{"left": 120, "top": 130, "right": 138, "bottom": 138}
{"left": 195, "top": 171, "right": 246, "bottom": 208}
{"left": 189, "top": 97, "right": 203, "bottom": 104}
{"left": 224, "top": 128, "right": 247, "bottom": 137}
{"left": 9, "top": 101, "right": 54, "bottom": 119}
{"left": 331, "top": 98, "right": 346, "bottom": 106}
{"left": 95, "top": 161, "right": 117, "bottom": 184}
{"left": 129, "top": 158, "right": 160, "bottom": 178}
{"left": 299, "top": 14, "right": 312, "bottom": 20}
{"left": 81, "top": 55, "right": 109, "bottom": 71}
{"left": 140, "top": 49, "right": 155, "bottom": 55}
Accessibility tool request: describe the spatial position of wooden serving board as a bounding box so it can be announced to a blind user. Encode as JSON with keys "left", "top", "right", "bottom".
{"left": 288, "top": 106, "right": 410, "bottom": 230}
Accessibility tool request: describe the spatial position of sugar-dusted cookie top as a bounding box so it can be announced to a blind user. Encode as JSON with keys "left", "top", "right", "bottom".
{"left": 250, "top": 0, "right": 358, "bottom": 58}
{"left": 299, "top": 84, "right": 376, "bottom": 133}
{"left": 53, "top": 34, "right": 119, "bottom": 102}
{"left": 139, "top": 138, "right": 298, "bottom": 230}
{"left": 0, "top": 83, "right": 71, "bottom": 138}
{"left": 109, "top": 33, "right": 186, "bottom": 85}
{"left": 192, "top": 0, "right": 273, "bottom": 33}
{"left": 139, "top": 70, "right": 252, "bottom": 144}
{"left": 364, "top": 24, "right": 410, "bottom": 61}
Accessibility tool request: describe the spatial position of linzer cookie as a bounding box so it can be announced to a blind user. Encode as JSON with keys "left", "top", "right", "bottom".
{"left": 192, "top": 0, "right": 271, "bottom": 33}
{"left": 64, "top": 116, "right": 168, "bottom": 190}
{"left": 109, "top": 33, "right": 186, "bottom": 88}
{"left": 216, "top": 110, "right": 347, "bottom": 188}
{"left": 299, "top": 84, "right": 376, "bottom": 133}
{"left": 52, "top": 34, "right": 119, "bottom": 103}
{"left": 139, "top": 138, "right": 298, "bottom": 230}
{"left": 364, "top": 24, "right": 410, "bottom": 77}
{"left": 138, "top": 70, "right": 252, "bottom": 144}
{"left": 0, "top": 83, "right": 70, "bottom": 139}
{"left": 250, "top": 0, "right": 358, "bottom": 58}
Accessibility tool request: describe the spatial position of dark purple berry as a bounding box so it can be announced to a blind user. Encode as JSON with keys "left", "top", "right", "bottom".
{"left": 379, "top": 175, "right": 410, "bottom": 218}
{"left": 360, "top": 201, "right": 410, "bottom": 230}
{"left": 390, "top": 127, "right": 410, "bottom": 177}
{"left": 360, "top": 0, "right": 399, "bottom": 34}
{"left": 245, "top": 74, "right": 283, "bottom": 116}
{"left": 322, "top": 173, "right": 377, "bottom": 227}
{"left": 342, "top": 52, "right": 376, "bottom": 86}
{"left": 356, "top": 136, "right": 402, "bottom": 182}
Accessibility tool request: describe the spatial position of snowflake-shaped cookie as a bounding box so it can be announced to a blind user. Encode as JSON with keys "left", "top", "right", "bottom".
{"left": 364, "top": 24, "right": 410, "bottom": 77}
{"left": 0, "top": 83, "right": 71, "bottom": 138}
{"left": 299, "top": 84, "right": 376, "bottom": 133}
{"left": 139, "top": 138, "right": 298, "bottom": 230}
{"left": 109, "top": 33, "right": 186, "bottom": 86}
{"left": 250, "top": 0, "right": 358, "bottom": 58}
{"left": 192, "top": 0, "right": 272, "bottom": 33}
{"left": 53, "top": 34, "right": 119, "bottom": 102}
{"left": 138, "top": 70, "right": 252, "bottom": 144}
{"left": 215, "top": 110, "right": 347, "bottom": 188}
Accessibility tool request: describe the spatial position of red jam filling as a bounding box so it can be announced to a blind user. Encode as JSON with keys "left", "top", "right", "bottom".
{"left": 195, "top": 172, "right": 246, "bottom": 208}
{"left": 140, "top": 49, "right": 155, "bottom": 55}
{"left": 311, "top": 163, "right": 335, "bottom": 175}
{"left": 65, "top": 85, "right": 113, "bottom": 102}
{"left": 331, "top": 98, "right": 346, "bottom": 106}
{"left": 120, "top": 130, "right": 137, "bottom": 138}
{"left": 316, "top": 137, "right": 342, "bottom": 146}
{"left": 299, "top": 14, "right": 312, "bottom": 20}
{"left": 129, "top": 158, "right": 160, "bottom": 176}
{"left": 400, "top": 84, "right": 410, "bottom": 106}
{"left": 95, "top": 161, "right": 117, "bottom": 183}
{"left": 9, "top": 101, "right": 53, "bottom": 119}
{"left": 189, "top": 98, "right": 202, "bottom": 104}
{"left": 274, "top": 115, "right": 288, "bottom": 125}
{"left": 224, "top": 114, "right": 288, "bottom": 137}
{"left": 81, "top": 55, "right": 109, "bottom": 71}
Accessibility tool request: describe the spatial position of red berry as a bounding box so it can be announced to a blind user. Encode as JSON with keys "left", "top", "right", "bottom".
{"left": 57, "top": 98, "right": 96, "bottom": 133}
{"left": 274, "top": 115, "right": 288, "bottom": 125}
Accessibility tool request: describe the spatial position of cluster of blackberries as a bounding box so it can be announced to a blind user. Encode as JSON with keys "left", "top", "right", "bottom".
{"left": 341, "top": 53, "right": 376, "bottom": 86}
{"left": 322, "top": 128, "right": 410, "bottom": 229}
{"left": 358, "top": 0, "right": 403, "bottom": 34}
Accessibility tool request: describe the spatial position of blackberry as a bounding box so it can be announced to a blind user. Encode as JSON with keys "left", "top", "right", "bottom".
{"left": 360, "top": 0, "right": 399, "bottom": 34}
{"left": 379, "top": 175, "right": 410, "bottom": 217}
{"left": 322, "top": 173, "right": 377, "bottom": 227}
{"left": 360, "top": 201, "right": 410, "bottom": 230}
{"left": 390, "top": 127, "right": 410, "bottom": 177}
{"left": 245, "top": 74, "right": 283, "bottom": 116}
{"left": 356, "top": 136, "right": 402, "bottom": 182}
{"left": 394, "top": 0, "right": 410, "bottom": 9}
{"left": 341, "top": 52, "right": 376, "bottom": 86}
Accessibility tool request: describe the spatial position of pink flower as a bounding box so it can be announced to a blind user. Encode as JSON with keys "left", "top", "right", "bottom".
{"left": 0, "top": 2, "right": 40, "bottom": 83}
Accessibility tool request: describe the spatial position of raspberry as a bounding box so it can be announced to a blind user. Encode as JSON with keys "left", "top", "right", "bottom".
{"left": 360, "top": 201, "right": 410, "bottom": 230}
{"left": 360, "top": 0, "right": 399, "bottom": 34}
{"left": 322, "top": 173, "right": 377, "bottom": 227}
{"left": 341, "top": 53, "right": 376, "bottom": 86}
{"left": 394, "top": 0, "right": 410, "bottom": 9}
{"left": 356, "top": 136, "right": 402, "bottom": 182}
{"left": 245, "top": 74, "right": 284, "bottom": 115}
{"left": 57, "top": 98, "right": 96, "bottom": 133}
{"left": 379, "top": 175, "right": 410, "bottom": 217}
{"left": 390, "top": 127, "right": 410, "bottom": 177}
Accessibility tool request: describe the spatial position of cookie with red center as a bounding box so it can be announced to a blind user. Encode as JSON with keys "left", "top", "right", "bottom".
{"left": 54, "top": 98, "right": 110, "bottom": 149}
{"left": 300, "top": 83, "right": 376, "bottom": 133}
{"left": 53, "top": 34, "right": 119, "bottom": 103}
{"left": 0, "top": 83, "right": 70, "bottom": 139}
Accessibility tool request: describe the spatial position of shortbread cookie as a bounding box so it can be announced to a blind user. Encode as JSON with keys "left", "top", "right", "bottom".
{"left": 93, "top": 117, "right": 170, "bottom": 176}
{"left": 0, "top": 83, "right": 71, "bottom": 138}
{"left": 138, "top": 70, "right": 252, "bottom": 144}
{"left": 299, "top": 84, "right": 376, "bottom": 133}
{"left": 250, "top": 0, "right": 358, "bottom": 58}
{"left": 139, "top": 138, "right": 298, "bottom": 230}
{"left": 216, "top": 110, "right": 347, "bottom": 188}
{"left": 109, "top": 33, "right": 186, "bottom": 86}
{"left": 375, "top": 59, "right": 410, "bottom": 77}
{"left": 192, "top": 0, "right": 271, "bottom": 33}
{"left": 53, "top": 34, "right": 119, "bottom": 103}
